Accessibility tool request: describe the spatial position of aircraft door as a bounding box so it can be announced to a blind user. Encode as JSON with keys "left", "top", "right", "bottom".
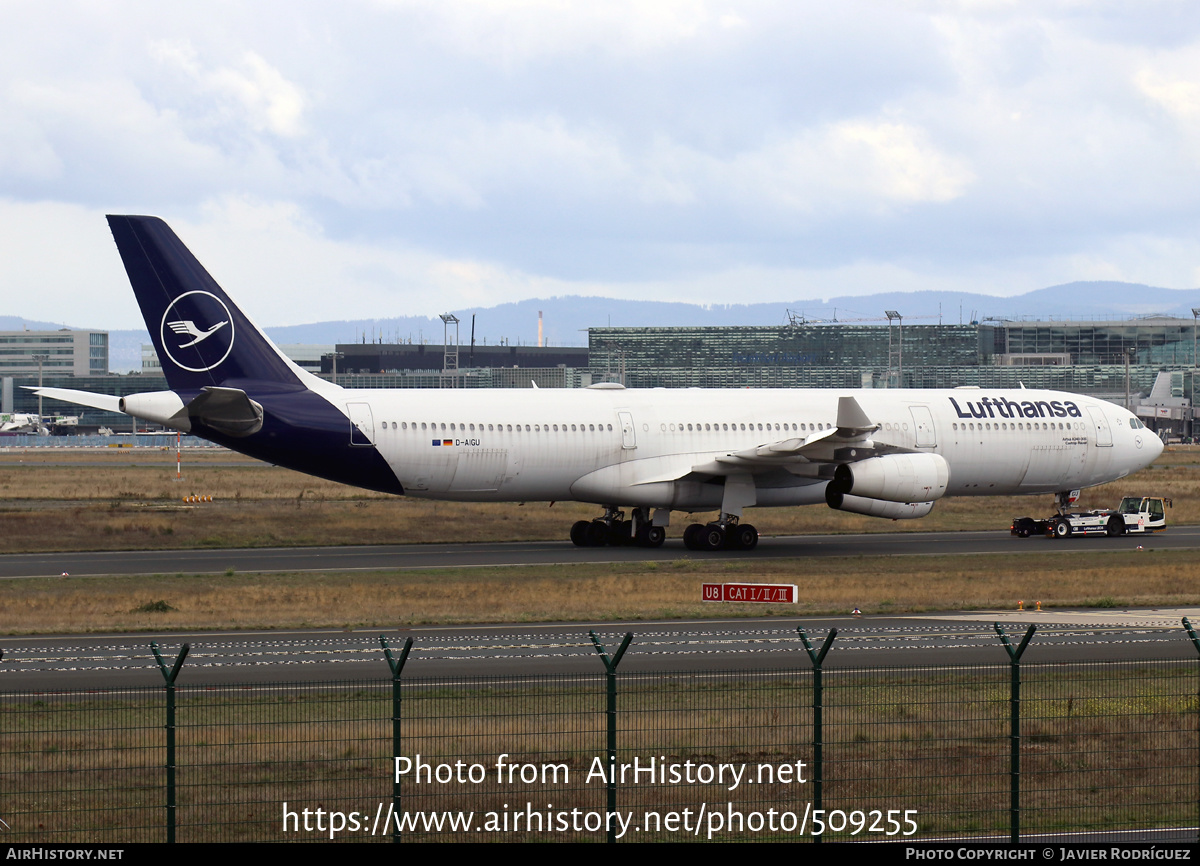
{"left": 1086, "top": 405, "right": 1113, "bottom": 447}
{"left": 346, "top": 403, "right": 376, "bottom": 447}
{"left": 618, "top": 410, "right": 637, "bottom": 450}
{"left": 910, "top": 406, "right": 936, "bottom": 447}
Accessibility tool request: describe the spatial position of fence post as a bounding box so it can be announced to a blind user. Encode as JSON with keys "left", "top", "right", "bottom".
{"left": 1181, "top": 617, "right": 1200, "bottom": 842}
{"left": 797, "top": 627, "right": 837, "bottom": 843}
{"left": 994, "top": 623, "right": 1036, "bottom": 845}
{"left": 589, "top": 630, "right": 633, "bottom": 844}
{"left": 380, "top": 635, "right": 414, "bottom": 844}
{"left": 150, "top": 641, "right": 190, "bottom": 844}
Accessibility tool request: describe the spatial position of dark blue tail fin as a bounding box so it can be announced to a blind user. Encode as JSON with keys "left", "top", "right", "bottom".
{"left": 107, "top": 215, "right": 303, "bottom": 391}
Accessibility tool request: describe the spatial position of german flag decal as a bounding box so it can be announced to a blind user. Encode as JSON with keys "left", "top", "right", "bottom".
{"left": 431, "top": 439, "right": 453, "bottom": 446}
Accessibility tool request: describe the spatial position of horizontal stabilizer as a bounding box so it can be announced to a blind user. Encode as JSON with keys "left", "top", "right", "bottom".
{"left": 30, "top": 385, "right": 262, "bottom": 438}
{"left": 25, "top": 387, "right": 121, "bottom": 414}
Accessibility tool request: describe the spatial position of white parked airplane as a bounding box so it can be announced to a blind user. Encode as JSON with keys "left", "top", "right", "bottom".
{"left": 36, "top": 216, "right": 1164, "bottom": 551}
{"left": 0, "top": 413, "right": 46, "bottom": 434}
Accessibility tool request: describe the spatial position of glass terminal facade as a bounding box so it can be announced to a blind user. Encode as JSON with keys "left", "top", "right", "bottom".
{"left": 588, "top": 319, "right": 1199, "bottom": 403}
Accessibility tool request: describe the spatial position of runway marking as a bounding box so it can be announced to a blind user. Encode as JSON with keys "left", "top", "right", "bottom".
{"left": 3, "top": 622, "right": 1195, "bottom": 677}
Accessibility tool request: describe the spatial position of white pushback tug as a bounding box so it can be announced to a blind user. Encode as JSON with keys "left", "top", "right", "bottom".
{"left": 1012, "top": 495, "right": 1170, "bottom": 539}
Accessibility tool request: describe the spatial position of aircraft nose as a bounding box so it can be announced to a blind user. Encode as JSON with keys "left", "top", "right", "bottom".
{"left": 1149, "top": 428, "right": 1164, "bottom": 460}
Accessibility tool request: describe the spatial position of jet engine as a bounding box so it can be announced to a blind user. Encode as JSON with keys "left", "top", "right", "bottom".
{"left": 825, "top": 490, "right": 935, "bottom": 520}
{"left": 827, "top": 452, "right": 949, "bottom": 503}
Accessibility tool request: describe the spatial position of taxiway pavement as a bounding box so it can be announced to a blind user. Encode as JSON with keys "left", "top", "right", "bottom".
{"left": 2, "top": 526, "right": 1198, "bottom": 580}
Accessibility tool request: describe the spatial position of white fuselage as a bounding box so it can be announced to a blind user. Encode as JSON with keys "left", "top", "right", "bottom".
{"left": 332, "top": 386, "right": 1162, "bottom": 509}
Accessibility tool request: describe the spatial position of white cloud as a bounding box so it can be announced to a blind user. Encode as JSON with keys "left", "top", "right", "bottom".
{"left": 2, "top": 1, "right": 1200, "bottom": 331}
{"left": 150, "top": 41, "right": 308, "bottom": 138}
{"left": 1136, "top": 68, "right": 1200, "bottom": 120}
{"left": 368, "top": 0, "right": 731, "bottom": 62}
{"left": 755, "top": 120, "right": 974, "bottom": 211}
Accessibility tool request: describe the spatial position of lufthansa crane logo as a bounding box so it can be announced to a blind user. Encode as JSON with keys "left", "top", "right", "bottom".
{"left": 159, "top": 291, "right": 235, "bottom": 372}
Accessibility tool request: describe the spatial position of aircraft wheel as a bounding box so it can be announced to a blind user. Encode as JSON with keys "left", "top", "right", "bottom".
{"left": 1106, "top": 516, "right": 1125, "bottom": 537}
{"left": 1053, "top": 520, "right": 1072, "bottom": 538}
{"left": 701, "top": 524, "right": 726, "bottom": 551}
{"left": 585, "top": 521, "right": 609, "bottom": 546}
{"left": 643, "top": 525, "right": 666, "bottom": 548}
{"left": 683, "top": 523, "right": 705, "bottom": 551}
{"left": 732, "top": 523, "right": 759, "bottom": 551}
{"left": 610, "top": 519, "right": 633, "bottom": 546}
{"left": 570, "top": 520, "right": 590, "bottom": 547}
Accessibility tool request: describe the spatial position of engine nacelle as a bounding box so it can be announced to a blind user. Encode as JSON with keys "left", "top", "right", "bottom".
{"left": 825, "top": 491, "right": 935, "bottom": 520}
{"left": 828, "top": 452, "right": 949, "bottom": 503}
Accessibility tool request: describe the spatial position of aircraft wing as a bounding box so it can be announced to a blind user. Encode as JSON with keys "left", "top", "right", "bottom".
{"left": 684, "top": 395, "right": 905, "bottom": 479}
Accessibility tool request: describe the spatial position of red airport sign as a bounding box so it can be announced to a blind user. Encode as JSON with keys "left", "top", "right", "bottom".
{"left": 702, "top": 583, "right": 798, "bottom": 603}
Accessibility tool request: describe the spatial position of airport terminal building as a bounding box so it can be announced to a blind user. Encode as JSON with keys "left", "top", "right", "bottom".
{"left": 587, "top": 317, "right": 1198, "bottom": 438}
{"left": 587, "top": 318, "right": 1196, "bottom": 391}
{"left": 4, "top": 316, "right": 1197, "bottom": 438}
{"left": 0, "top": 329, "right": 108, "bottom": 378}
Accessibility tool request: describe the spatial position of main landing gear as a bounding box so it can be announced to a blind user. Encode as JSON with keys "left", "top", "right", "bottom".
{"left": 682, "top": 517, "right": 759, "bottom": 552}
{"left": 568, "top": 506, "right": 761, "bottom": 552}
{"left": 570, "top": 507, "right": 666, "bottom": 548}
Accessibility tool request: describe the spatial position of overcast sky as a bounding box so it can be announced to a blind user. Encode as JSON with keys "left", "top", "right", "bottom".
{"left": 3, "top": 0, "right": 1200, "bottom": 330}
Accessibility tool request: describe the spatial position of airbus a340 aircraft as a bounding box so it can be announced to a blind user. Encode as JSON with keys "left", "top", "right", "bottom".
{"left": 37, "top": 216, "right": 1164, "bottom": 552}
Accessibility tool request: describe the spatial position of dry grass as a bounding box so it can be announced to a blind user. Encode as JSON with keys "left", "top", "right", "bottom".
{"left": 2, "top": 445, "right": 1196, "bottom": 634}
{"left": 3, "top": 667, "right": 1192, "bottom": 842}
{"left": 3, "top": 550, "right": 1199, "bottom": 634}
{"left": 1, "top": 445, "right": 1196, "bottom": 552}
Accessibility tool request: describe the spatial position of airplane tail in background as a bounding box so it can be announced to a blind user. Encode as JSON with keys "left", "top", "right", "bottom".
{"left": 106, "top": 215, "right": 305, "bottom": 393}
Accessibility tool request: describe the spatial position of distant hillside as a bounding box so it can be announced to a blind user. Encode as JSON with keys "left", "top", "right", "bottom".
{"left": 258, "top": 281, "right": 1200, "bottom": 349}
{"left": 0, "top": 316, "right": 76, "bottom": 331}
{"left": 7, "top": 280, "right": 1199, "bottom": 373}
